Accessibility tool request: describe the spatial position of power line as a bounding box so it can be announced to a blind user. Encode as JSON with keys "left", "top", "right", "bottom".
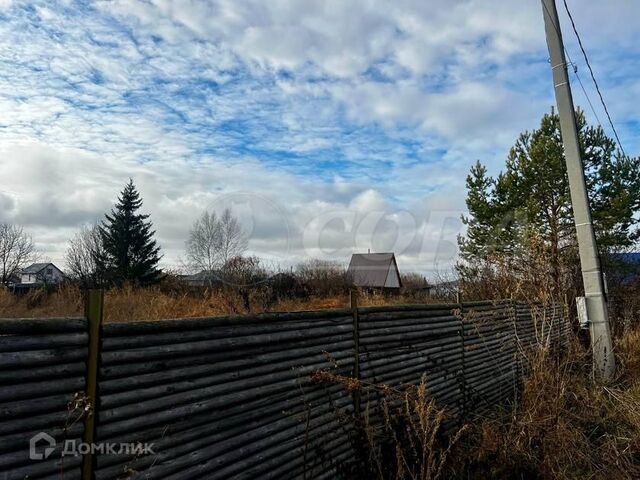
{"left": 573, "top": 70, "right": 603, "bottom": 128}
{"left": 561, "top": 0, "right": 627, "bottom": 158}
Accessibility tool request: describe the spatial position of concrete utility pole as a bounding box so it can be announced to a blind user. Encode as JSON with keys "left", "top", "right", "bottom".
{"left": 541, "top": 0, "right": 615, "bottom": 381}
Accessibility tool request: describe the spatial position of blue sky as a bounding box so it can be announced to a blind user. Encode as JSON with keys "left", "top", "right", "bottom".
{"left": 0, "top": 0, "right": 638, "bottom": 277}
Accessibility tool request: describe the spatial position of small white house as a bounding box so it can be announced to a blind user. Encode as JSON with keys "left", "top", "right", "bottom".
{"left": 20, "top": 263, "right": 65, "bottom": 285}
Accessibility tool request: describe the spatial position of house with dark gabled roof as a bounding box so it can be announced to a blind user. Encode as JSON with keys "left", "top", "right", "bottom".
{"left": 346, "top": 252, "right": 402, "bottom": 289}
{"left": 20, "top": 263, "right": 65, "bottom": 285}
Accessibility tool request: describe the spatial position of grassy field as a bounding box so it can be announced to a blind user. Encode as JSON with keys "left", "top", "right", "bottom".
{"left": 0, "top": 284, "right": 434, "bottom": 322}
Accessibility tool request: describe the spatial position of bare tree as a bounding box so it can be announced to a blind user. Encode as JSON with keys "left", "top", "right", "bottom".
{"left": 65, "top": 224, "right": 105, "bottom": 286}
{"left": 185, "top": 209, "right": 248, "bottom": 284}
{"left": 219, "top": 208, "right": 248, "bottom": 267}
{"left": 0, "top": 223, "right": 36, "bottom": 285}
{"left": 185, "top": 211, "right": 222, "bottom": 284}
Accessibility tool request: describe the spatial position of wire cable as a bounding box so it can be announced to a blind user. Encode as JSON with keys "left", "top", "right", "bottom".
{"left": 562, "top": 0, "right": 627, "bottom": 158}
{"left": 573, "top": 70, "right": 603, "bottom": 128}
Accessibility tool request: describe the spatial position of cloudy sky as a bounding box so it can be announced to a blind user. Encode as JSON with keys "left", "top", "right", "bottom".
{"left": 0, "top": 1, "right": 638, "bottom": 277}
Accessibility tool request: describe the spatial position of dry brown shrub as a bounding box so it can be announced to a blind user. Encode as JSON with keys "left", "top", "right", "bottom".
{"left": 0, "top": 287, "right": 17, "bottom": 314}
{"left": 0, "top": 284, "right": 83, "bottom": 318}
{"left": 312, "top": 371, "right": 466, "bottom": 480}
{"left": 314, "top": 327, "right": 640, "bottom": 479}
{"left": 453, "top": 332, "right": 640, "bottom": 479}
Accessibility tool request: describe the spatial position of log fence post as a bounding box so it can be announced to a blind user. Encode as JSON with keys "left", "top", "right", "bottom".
{"left": 82, "top": 289, "right": 104, "bottom": 480}
{"left": 457, "top": 292, "right": 466, "bottom": 419}
{"left": 350, "top": 289, "right": 361, "bottom": 418}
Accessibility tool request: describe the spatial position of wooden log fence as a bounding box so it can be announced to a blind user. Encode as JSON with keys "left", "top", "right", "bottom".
{"left": 0, "top": 293, "right": 571, "bottom": 479}
{"left": 0, "top": 316, "right": 88, "bottom": 480}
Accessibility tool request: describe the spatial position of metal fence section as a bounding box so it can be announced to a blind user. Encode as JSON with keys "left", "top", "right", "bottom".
{"left": 355, "top": 300, "right": 570, "bottom": 429}
{"left": 358, "top": 303, "right": 465, "bottom": 424}
{"left": 0, "top": 298, "right": 570, "bottom": 480}
{"left": 94, "top": 310, "right": 356, "bottom": 480}
{"left": 0, "top": 317, "right": 88, "bottom": 480}
{"left": 460, "top": 301, "right": 570, "bottom": 413}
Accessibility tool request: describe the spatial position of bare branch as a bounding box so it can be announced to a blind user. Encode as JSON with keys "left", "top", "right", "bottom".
{"left": 0, "top": 223, "right": 36, "bottom": 285}
{"left": 185, "top": 209, "right": 248, "bottom": 283}
{"left": 219, "top": 208, "right": 248, "bottom": 267}
{"left": 185, "top": 211, "right": 222, "bottom": 284}
{"left": 65, "top": 224, "right": 104, "bottom": 286}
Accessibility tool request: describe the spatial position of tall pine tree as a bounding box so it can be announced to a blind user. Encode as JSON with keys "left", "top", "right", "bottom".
{"left": 99, "top": 180, "right": 162, "bottom": 286}
{"left": 459, "top": 108, "right": 640, "bottom": 295}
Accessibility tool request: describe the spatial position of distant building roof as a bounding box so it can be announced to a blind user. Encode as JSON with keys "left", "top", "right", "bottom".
{"left": 347, "top": 253, "right": 402, "bottom": 289}
{"left": 610, "top": 253, "right": 640, "bottom": 285}
{"left": 178, "top": 271, "right": 214, "bottom": 286}
{"left": 434, "top": 280, "right": 459, "bottom": 289}
{"left": 618, "top": 253, "right": 640, "bottom": 263}
{"left": 432, "top": 280, "right": 460, "bottom": 297}
{"left": 21, "top": 262, "right": 59, "bottom": 274}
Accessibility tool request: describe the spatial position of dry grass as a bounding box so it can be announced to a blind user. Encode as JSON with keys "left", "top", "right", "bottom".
{"left": 314, "top": 328, "right": 640, "bottom": 479}
{"left": 450, "top": 330, "right": 640, "bottom": 479}
{"left": 0, "top": 285, "right": 84, "bottom": 318}
{"left": 311, "top": 371, "right": 466, "bottom": 480}
{"left": 0, "top": 284, "right": 437, "bottom": 322}
{"left": 364, "top": 379, "right": 467, "bottom": 480}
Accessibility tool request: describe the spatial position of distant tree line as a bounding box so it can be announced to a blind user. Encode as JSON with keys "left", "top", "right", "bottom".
{"left": 2, "top": 175, "right": 351, "bottom": 296}
{"left": 63, "top": 179, "right": 252, "bottom": 288}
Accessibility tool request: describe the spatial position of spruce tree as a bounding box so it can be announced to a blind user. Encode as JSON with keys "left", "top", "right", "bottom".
{"left": 99, "top": 180, "right": 162, "bottom": 286}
